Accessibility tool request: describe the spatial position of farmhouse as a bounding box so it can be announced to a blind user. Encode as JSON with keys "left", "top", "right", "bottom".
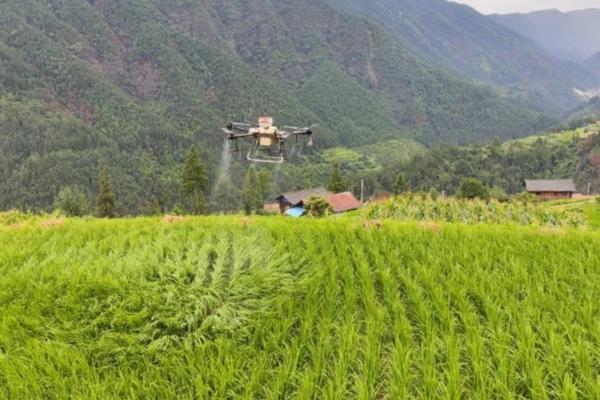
{"left": 276, "top": 187, "right": 332, "bottom": 214}
{"left": 275, "top": 187, "right": 362, "bottom": 216}
{"left": 524, "top": 179, "right": 577, "bottom": 200}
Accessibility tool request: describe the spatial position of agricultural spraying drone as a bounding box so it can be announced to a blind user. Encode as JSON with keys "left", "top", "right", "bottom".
{"left": 222, "top": 117, "right": 315, "bottom": 163}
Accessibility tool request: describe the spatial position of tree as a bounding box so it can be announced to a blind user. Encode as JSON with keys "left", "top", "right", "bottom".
{"left": 327, "top": 162, "right": 347, "bottom": 193}
{"left": 97, "top": 165, "right": 116, "bottom": 218}
{"left": 489, "top": 186, "right": 509, "bottom": 202}
{"left": 257, "top": 169, "right": 273, "bottom": 203}
{"left": 243, "top": 167, "right": 261, "bottom": 214}
{"left": 182, "top": 145, "right": 208, "bottom": 215}
{"left": 54, "top": 186, "right": 89, "bottom": 217}
{"left": 305, "top": 196, "right": 333, "bottom": 217}
{"left": 457, "top": 178, "right": 490, "bottom": 200}
{"left": 393, "top": 173, "right": 408, "bottom": 195}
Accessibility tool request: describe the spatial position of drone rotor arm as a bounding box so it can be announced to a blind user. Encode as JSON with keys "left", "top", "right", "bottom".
{"left": 228, "top": 122, "right": 254, "bottom": 133}
{"left": 228, "top": 132, "right": 255, "bottom": 140}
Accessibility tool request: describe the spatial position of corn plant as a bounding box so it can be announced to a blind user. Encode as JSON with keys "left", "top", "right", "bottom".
{"left": 366, "top": 196, "right": 586, "bottom": 228}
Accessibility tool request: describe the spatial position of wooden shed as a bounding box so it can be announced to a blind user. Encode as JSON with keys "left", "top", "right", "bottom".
{"left": 524, "top": 179, "right": 577, "bottom": 200}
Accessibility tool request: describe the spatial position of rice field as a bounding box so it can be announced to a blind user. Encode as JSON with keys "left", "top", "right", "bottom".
{"left": 0, "top": 216, "right": 599, "bottom": 399}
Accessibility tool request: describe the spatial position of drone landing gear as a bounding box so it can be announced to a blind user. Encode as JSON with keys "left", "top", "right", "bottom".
{"left": 247, "top": 141, "right": 286, "bottom": 164}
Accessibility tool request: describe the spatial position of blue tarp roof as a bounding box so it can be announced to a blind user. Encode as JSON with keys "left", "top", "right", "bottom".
{"left": 284, "top": 206, "right": 306, "bottom": 218}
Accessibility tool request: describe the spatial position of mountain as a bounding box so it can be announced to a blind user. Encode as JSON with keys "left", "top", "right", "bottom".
{"left": 0, "top": 0, "right": 554, "bottom": 213}
{"left": 327, "top": 0, "right": 600, "bottom": 113}
{"left": 491, "top": 9, "right": 600, "bottom": 63}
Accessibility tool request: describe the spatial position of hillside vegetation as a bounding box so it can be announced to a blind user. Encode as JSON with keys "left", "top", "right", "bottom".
{"left": 399, "top": 124, "right": 600, "bottom": 195}
{"left": 568, "top": 97, "right": 600, "bottom": 120}
{"left": 0, "top": 0, "right": 554, "bottom": 213}
{"left": 585, "top": 51, "right": 600, "bottom": 79}
{"left": 1, "top": 217, "right": 599, "bottom": 398}
{"left": 274, "top": 139, "right": 425, "bottom": 194}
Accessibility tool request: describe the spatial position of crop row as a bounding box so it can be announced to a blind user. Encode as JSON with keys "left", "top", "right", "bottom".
{"left": 366, "top": 196, "right": 586, "bottom": 228}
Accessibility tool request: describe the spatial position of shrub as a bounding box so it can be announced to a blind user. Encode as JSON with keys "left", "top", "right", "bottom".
{"left": 513, "top": 192, "right": 538, "bottom": 204}
{"left": 305, "top": 196, "right": 333, "bottom": 217}
{"left": 457, "top": 178, "right": 490, "bottom": 200}
{"left": 489, "top": 186, "right": 509, "bottom": 202}
{"left": 54, "top": 186, "right": 90, "bottom": 217}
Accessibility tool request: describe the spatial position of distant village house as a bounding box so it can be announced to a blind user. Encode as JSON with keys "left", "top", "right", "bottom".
{"left": 274, "top": 187, "right": 362, "bottom": 216}
{"left": 524, "top": 179, "right": 577, "bottom": 200}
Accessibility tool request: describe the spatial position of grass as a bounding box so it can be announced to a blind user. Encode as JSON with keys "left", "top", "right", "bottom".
{"left": 1, "top": 216, "right": 599, "bottom": 398}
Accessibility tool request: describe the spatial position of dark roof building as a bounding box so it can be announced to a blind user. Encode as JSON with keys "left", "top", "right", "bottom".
{"left": 276, "top": 187, "right": 332, "bottom": 208}
{"left": 525, "top": 179, "right": 577, "bottom": 200}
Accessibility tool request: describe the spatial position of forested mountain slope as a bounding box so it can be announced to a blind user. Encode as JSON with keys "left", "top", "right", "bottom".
{"left": 491, "top": 9, "right": 600, "bottom": 63}
{"left": 328, "top": 0, "right": 600, "bottom": 113}
{"left": 585, "top": 51, "right": 600, "bottom": 80}
{"left": 401, "top": 125, "right": 600, "bottom": 195}
{"left": 0, "top": 0, "right": 553, "bottom": 213}
{"left": 568, "top": 97, "right": 600, "bottom": 120}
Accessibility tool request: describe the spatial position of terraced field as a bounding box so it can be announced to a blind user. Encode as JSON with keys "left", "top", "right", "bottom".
{"left": 0, "top": 217, "right": 599, "bottom": 399}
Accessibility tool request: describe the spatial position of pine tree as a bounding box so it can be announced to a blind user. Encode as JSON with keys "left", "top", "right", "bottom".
{"left": 327, "top": 162, "right": 347, "bottom": 193}
{"left": 182, "top": 145, "right": 208, "bottom": 215}
{"left": 242, "top": 167, "right": 265, "bottom": 214}
{"left": 243, "top": 167, "right": 261, "bottom": 215}
{"left": 97, "top": 165, "right": 116, "bottom": 218}
{"left": 393, "top": 173, "right": 408, "bottom": 195}
{"left": 257, "top": 169, "right": 273, "bottom": 203}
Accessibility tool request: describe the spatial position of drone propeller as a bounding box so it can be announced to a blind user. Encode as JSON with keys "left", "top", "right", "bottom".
{"left": 282, "top": 124, "right": 318, "bottom": 133}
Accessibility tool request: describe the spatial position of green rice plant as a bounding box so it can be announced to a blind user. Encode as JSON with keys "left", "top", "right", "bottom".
{"left": 0, "top": 217, "right": 598, "bottom": 399}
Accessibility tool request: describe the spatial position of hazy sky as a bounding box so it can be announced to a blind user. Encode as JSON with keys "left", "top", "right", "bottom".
{"left": 452, "top": 0, "right": 600, "bottom": 14}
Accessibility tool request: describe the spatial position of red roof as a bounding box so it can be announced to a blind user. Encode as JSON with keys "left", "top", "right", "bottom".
{"left": 326, "top": 192, "right": 362, "bottom": 213}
